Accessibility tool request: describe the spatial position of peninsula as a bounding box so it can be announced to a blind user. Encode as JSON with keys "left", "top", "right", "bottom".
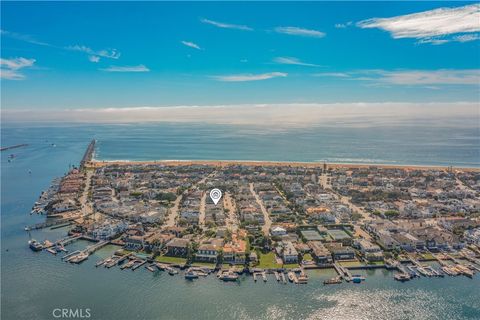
{"left": 27, "top": 141, "right": 480, "bottom": 283}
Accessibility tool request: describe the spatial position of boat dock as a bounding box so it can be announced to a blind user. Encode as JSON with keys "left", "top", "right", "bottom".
{"left": 132, "top": 260, "right": 147, "bottom": 271}
{"left": 333, "top": 263, "right": 352, "bottom": 282}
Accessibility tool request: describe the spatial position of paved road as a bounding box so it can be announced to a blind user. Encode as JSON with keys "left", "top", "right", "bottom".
{"left": 250, "top": 183, "right": 272, "bottom": 236}
{"left": 165, "top": 196, "right": 182, "bottom": 227}
{"left": 224, "top": 192, "right": 239, "bottom": 232}
{"left": 199, "top": 192, "right": 207, "bottom": 227}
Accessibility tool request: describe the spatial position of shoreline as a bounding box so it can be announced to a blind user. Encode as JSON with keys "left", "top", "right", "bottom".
{"left": 89, "top": 159, "right": 480, "bottom": 171}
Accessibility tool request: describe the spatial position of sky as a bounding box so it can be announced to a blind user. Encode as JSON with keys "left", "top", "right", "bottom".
{"left": 1, "top": 1, "right": 479, "bottom": 122}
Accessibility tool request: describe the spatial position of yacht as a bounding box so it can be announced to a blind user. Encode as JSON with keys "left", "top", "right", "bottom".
{"left": 29, "top": 240, "right": 43, "bottom": 251}
{"left": 185, "top": 269, "right": 199, "bottom": 280}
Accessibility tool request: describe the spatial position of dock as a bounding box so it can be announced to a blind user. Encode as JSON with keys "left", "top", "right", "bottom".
{"left": 132, "top": 260, "right": 147, "bottom": 271}
{"left": 333, "top": 263, "right": 352, "bottom": 282}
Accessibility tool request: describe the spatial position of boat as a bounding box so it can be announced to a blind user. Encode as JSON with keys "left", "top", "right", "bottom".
{"left": 185, "top": 269, "right": 199, "bottom": 279}
{"left": 351, "top": 275, "right": 365, "bottom": 284}
{"left": 55, "top": 243, "right": 67, "bottom": 252}
{"left": 29, "top": 240, "right": 43, "bottom": 251}
{"left": 69, "top": 252, "right": 89, "bottom": 264}
{"left": 46, "top": 248, "right": 57, "bottom": 255}
{"left": 287, "top": 271, "right": 296, "bottom": 283}
{"left": 219, "top": 271, "right": 239, "bottom": 281}
{"left": 121, "top": 259, "right": 136, "bottom": 270}
{"left": 394, "top": 273, "right": 411, "bottom": 282}
{"left": 96, "top": 259, "right": 107, "bottom": 267}
{"left": 146, "top": 265, "right": 156, "bottom": 272}
{"left": 297, "top": 273, "right": 308, "bottom": 284}
{"left": 43, "top": 240, "right": 53, "bottom": 248}
{"left": 324, "top": 277, "right": 342, "bottom": 285}
{"left": 167, "top": 267, "right": 178, "bottom": 275}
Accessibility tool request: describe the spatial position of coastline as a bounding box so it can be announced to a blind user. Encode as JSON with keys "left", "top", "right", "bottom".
{"left": 89, "top": 159, "right": 480, "bottom": 171}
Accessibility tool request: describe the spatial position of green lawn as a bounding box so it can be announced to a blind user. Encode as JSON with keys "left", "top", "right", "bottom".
{"left": 283, "top": 263, "right": 299, "bottom": 269}
{"left": 421, "top": 253, "right": 435, "bottom": 260}
{"left": 191, "top": 261, "right": 217, "bottom": 268}
{"left": 339, "top": 261, "right": 363, "bottom": 267}
{"left": 258, "top": 252, "right": 282, "bottom": 269}
{"left": 302, "top": 253, "right": 313, "bottom": 262}
{"left": 155, "top": 255, "right": 187, "bottom": 264}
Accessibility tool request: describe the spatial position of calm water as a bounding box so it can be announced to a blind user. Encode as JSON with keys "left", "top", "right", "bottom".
{"left": 1, "top": 122, "right": 480, "bottom": 320}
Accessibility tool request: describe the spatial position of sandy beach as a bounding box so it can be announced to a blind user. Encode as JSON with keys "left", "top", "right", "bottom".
{"left": 88, "top": 159, "right": 480, "bottom": 172}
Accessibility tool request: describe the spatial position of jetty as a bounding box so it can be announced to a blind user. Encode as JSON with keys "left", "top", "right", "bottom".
{"left": 1, "top": 144, "right": 28, "bottom": 152}
{"left": 80, "top": 139, "right": 95, "bottom": 169}
{"left": 25, "top": 217, "right": 76, "bottom": 231}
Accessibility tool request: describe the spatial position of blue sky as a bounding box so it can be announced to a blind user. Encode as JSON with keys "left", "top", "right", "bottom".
{"left": 1, "top": 1, "right": 479, "bottom": 112}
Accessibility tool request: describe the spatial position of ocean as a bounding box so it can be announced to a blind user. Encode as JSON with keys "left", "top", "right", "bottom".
{"left": 1, "top": 122, "right": 480, "bottom": 320}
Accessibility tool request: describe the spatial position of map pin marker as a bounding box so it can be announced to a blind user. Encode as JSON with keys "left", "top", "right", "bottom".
{"left": 209, "top": 188, "right": 222, "bottom": 205}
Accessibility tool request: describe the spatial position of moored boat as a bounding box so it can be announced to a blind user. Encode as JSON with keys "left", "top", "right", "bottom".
{"left": 219, "top": 271, "right": 239, "bottom": 281}
{"left": 29, "top": 240, "right": 43, "bottom": 251}
{"left": 185, "top": 269, "right": 199, "bottom": 279}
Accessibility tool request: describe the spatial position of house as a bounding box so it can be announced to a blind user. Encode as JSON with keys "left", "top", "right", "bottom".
{"left": 307, "top": 241, "right": 332, "bottom": 265}
{"left": 355, "top": 239, "right": 384, "bottom": 261}
{"left": 391, "top": 232, "right": 424, "bottom": 251}
{"left": 195, "top": 239, "right": 223, "bottom": 262}
{"left": 144, "top": 232, "right": 174, "bottom": 252}
{"left": 270, "top": 226, "right": 287, "bottom": 237}
{"left": 325, "top": 243, "right": 355, "bottom": 261}
{"left": 280, "top": 241, "right": 298, "bottom": 264}
{"left": 165, "top": 238, "right": 190, "bottom": 257}
{"left": 223, "top": 230, "right": 247, "bottom": 265}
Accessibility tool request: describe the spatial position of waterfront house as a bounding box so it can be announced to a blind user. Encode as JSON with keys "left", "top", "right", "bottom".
{"left": 166, "top": 238, "right": 190, "bottom": 257}
{"left": 279, "top": 241, "right": 298, "bottom": 264}
{"left": 195, "top": 239, "right": 223, "bottom": 263}
{"left": 307, "top": 241, "right": 332, "bottom": 265}
{"left": 325, "top": 243, "right": 355, "bottom": 261}
{"left": 222, "top": 230, "right": 247, "bottom": 265}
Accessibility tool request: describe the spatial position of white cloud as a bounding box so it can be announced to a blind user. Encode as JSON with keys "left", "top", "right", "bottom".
{"left": 357, "top": 4, "right": 480, "bottom": 42}
{"left": 66, "top": 45, "right": 121, "bottom": 59}
{"left": 274, "top": 26, "right": 325, "bottom": 38}
{"left": 200, "top": 18, "right": 253, "bottom": 31}
{"left": 335, "top": 22, "right": 353, "bottom": 29}
{"left": 376, "top": 69, "right": 480, "bottom": 85}
{"left": 417, "top": 38, "right": 450, "bottom": 45}
{"left": 181, "top": 41, "right": 202, "bottom": 50}
{"left": 314, "top": 72, "right": 351, "bottom": 78}
{"left": 100, "top": 65, "right": 150, "bottom": 72}
{"left": 274, "top": 57, "right": 319, "bottom": 67}
{"left": 1, "top": 29, "right": 50, "bottom": 46}
{"left": 88, "top": 55, "right": 100, "bottom": 63}
{"left": 212, "top": 72, "right": 287, "bottom": 82}
{"left": 0, "top": 57, "right": 36, "bottom": 80}
{"left": 453, "top": 34, "right": 480, "bottom": 42}
{"left": 4, "top": 102, "right": 478, "bottom": 127}
{"left": 319, "top": 69, "right": 480, "bottom": 86}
